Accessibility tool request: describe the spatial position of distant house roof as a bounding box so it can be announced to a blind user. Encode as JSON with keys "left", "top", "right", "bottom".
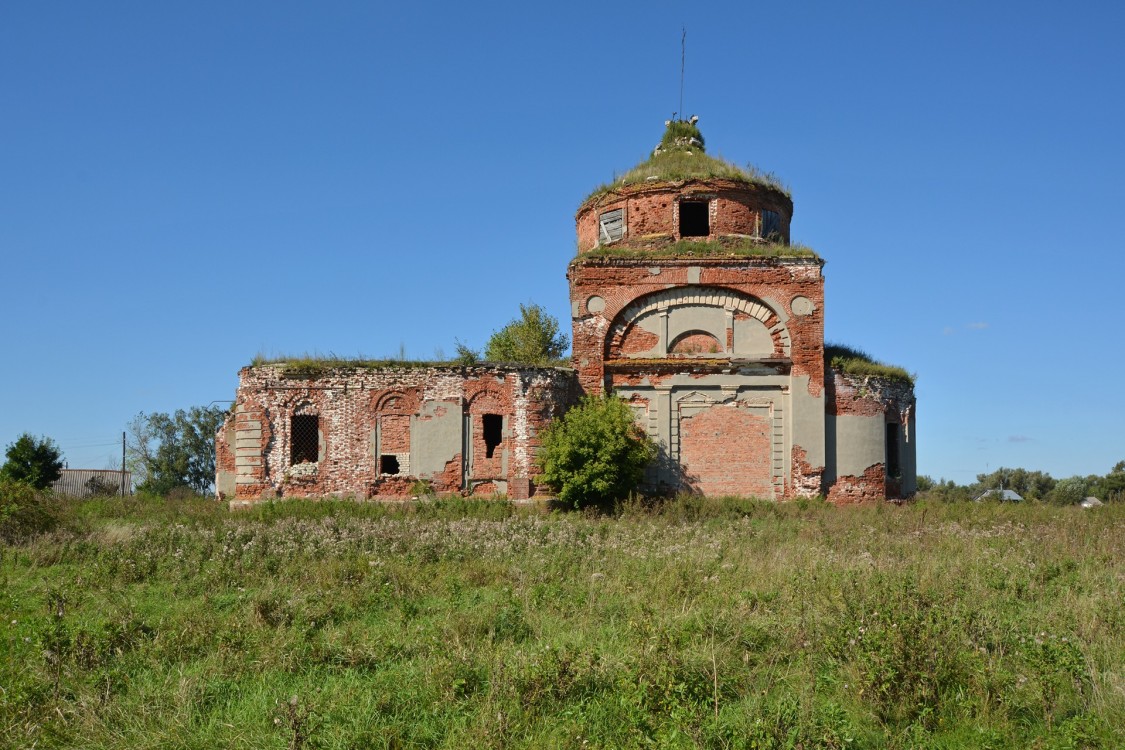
{"left": 52, "top": 469, "right": 132, "bottom": 498}
{"left": 1080, "top": 496, "right": 1104, "bottom": 508}
{"left": 974, "top": 488, "right": 1024, "bottom": 502}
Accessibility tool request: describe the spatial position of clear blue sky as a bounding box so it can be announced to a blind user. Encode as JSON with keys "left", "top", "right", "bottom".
{"left": 2, "top": 2, "right": 1122, "bottom": 485}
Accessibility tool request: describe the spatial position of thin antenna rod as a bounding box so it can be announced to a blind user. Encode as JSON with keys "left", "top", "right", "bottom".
{"left": 679, "top": 28, "right": 686, "bottom": 120}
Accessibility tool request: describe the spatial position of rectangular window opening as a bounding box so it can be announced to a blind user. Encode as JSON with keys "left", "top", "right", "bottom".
{"left": 760, "top": 210, "right": 781, "bottom": 241}
{"left": 291, "top": 415, "right": 319, "bottom": 464}
{"left": 380, "top": 454, "right": 401, "bottom": 475}
{"left": 482, "top": 414, "right": 503, "bottom": 458}
{"left": 885, "top": 423, "right": 901, "bottom": 478}
{"left": 679, "top": 200, "right": 709, "bottom": 237}
{"left": 598, "top": 208, "right": 625, "bottom": 244}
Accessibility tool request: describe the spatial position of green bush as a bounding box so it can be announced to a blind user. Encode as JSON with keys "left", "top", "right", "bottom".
{"left": 536, "top": 395, "right": 655, "bottom": 508}
{"left": 0, "top": 476, "right": 57, "bottom": 542}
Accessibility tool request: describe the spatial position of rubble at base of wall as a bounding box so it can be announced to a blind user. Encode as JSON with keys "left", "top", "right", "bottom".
{"left": 827, "top": 463, "right": 889, "bottom": 505}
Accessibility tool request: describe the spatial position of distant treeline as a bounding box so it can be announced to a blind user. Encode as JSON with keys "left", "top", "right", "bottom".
{"left": 918, "top": 461, "right": 1125, "bottom": 503}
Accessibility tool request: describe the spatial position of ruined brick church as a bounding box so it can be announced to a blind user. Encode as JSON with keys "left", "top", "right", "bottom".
{"left": 217, "top": 120, "right": 916, "bottom": 505}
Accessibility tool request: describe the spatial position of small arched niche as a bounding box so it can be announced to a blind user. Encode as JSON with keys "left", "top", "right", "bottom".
{"left": 669, "top": 330, "right": 723, "bottom": 356}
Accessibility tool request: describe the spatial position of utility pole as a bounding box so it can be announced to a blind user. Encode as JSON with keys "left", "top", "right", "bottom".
{"left": 121, "top": 431, "right": 126, "bottom": 497}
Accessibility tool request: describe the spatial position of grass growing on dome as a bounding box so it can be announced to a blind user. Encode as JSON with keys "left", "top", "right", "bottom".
{"left": 584, "top": 153, "right": 790, "bottom": 204}
{"left": 826, "top": 343, "right": 915, "bottom": 385}
{"left": 583, "top": 120, "right": 790, "bottom": 204}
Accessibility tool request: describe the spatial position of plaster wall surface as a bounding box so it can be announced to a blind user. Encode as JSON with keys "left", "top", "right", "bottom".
{"left": 824, "top": 370, "right": 916, "bottom": 501}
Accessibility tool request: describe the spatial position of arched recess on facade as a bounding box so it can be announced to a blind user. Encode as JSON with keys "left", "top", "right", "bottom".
{"left": 605, "top": 285, "right": 791, "bottom": 360}
{"left": 373, "top": 389, "right": 419, "bottom": 415}
{"left": 465, "top": 388, "right": 509, "bottom": 477}
{"left": 372, "top": 389, "right": 418, "bottom": 476}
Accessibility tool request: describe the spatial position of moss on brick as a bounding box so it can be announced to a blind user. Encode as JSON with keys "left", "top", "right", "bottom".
{"left": 583, "top": 238, "right": 819, "bottom": 261}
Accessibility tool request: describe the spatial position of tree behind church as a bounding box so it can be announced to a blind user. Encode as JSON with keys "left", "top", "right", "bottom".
{"left": 127, "top": 406, "right": 226, "bottom": 495}
{"left": 1, "top": 433, "right": 64, "bottom": 490}
{"left": 484, "top": 303, "right": 569, "bottom": 365}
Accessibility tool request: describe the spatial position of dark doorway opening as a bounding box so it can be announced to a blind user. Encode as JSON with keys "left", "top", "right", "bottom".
{"left": 885, "top": 423, "right": 900, "bottom": 478}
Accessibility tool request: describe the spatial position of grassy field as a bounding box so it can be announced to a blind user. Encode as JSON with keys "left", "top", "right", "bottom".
{"left": 1, "top": 495, "right": 1122, "bottom": 749}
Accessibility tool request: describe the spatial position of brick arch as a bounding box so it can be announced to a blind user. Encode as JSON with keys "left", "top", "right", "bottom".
{"left": 374, "top": 388, "right": 418, "bottom": 414}
{"left": 606, "top": 285, "right": 791, "bottom": 359}
{"left": 466, "top": 387, "right": 506, "bottom": 414}
{"left": 292, "top": 400, "right": 318, "bottom": 416}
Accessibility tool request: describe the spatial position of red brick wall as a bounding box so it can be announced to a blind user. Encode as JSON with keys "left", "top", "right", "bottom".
{"left": 827, "top": 463, "right": 888, "bottom": 505}
{"left": 570, "top": 258, "right": 825, "bottom": 395}
{"left": 379, "top": 415, "right": 410, "bottom": 453}
{"left": 614, "top": 323, "right": 660, "bottom": 357}
{"left": 679, "top": 404, "right": 773, "bottom": 498}
{"left": 466, "top": 387, "right": 510, "bottom": 484}
{"left": 576, "top": 180, "right": 793, "bottom": 253}
{"left": 225, "top": 365, "right": 577, "bottom": 503}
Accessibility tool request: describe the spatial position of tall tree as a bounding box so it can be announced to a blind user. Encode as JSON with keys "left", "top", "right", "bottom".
{"left": 484, "top": 303, "right": 569, "bottom": 365}
{"left": 1, "top": 433, "right": 64, "bottom": 490}
{"left": 127, "top": 406, "right": 227, "bottom": 495}
{"left": 1093, "top": 460, "right": 1125, "bottom": 500}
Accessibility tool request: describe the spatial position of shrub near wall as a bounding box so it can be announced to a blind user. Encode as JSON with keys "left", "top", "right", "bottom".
{"left": 536, "top": 395, "right": 655, "bottom": 508}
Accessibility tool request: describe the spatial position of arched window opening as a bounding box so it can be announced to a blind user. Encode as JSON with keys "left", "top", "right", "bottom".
{"left": 291, "top": 414, "right": 319, "bottom": 464}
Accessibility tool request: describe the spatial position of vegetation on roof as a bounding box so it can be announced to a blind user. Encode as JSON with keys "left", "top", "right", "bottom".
{"left": 582, "top": 238, "right": 819, "bottom": 261}
{"left": 247, "top": 353, "right": 571, "bottom": 379}
{"left": 825, "top": 344, "right": 915, "bottom": 385}
{"left": 660, "top": 119, "right": 706, "bottom": 150}
{"left": 583, "top": 120, "right": 790, "bottom": 205}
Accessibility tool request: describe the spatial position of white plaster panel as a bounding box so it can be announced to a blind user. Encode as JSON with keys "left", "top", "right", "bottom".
{"left": 833, "top": 413, "right": 885, "bottom": 476}
{"left": 733, "top": 317, "right": 773, "bottom": 357}
{"left": 667, "top": 305, "right": 727, "bottom": 343}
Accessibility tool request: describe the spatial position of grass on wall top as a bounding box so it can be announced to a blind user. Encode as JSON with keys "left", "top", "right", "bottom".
{"left": 826, "top": 343, "right": 915, "bottom": 385}
{"left": 247, "top": 354, "right": 571, "bottom": 379}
